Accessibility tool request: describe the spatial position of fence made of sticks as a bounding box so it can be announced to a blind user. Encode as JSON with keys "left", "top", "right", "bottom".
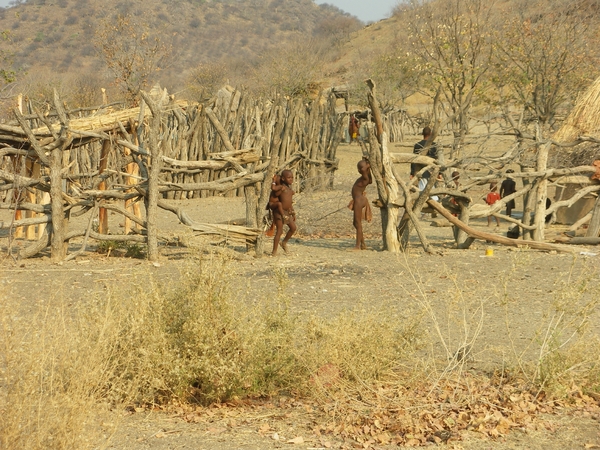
{"left": 0, "top": 87, "right": 344, "bottom": 261}
{"left": 362, "top": 79, "right": 600, "bottom": 255}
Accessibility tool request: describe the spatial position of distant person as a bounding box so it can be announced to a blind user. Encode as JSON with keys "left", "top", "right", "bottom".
{"left": 500, "top": 170, "right": 517, "bottom": 217}
{"left": 411, "top": 126, "right": 439, "bottom": 192}
{"left": 450, "top": 171, "right": 460, "bottom": 190}
{"left": 545, "top": 197, "right": 553, "bottom": 224}
{"left": 485, "top": 182, "right": 501, "bottom": 227}
{"left": 348, "top": 114, "right": 360, "bottom": 143}
{"left": 271, "top": 170, "right": 296, "bottom": 256}
{"left": 448, "top": 170, "right": 461, "bottom": 215}
{"left": 348, "top": 158, "right": 372, "bottom": 250}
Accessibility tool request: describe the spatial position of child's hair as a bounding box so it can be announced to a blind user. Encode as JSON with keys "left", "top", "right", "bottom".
{"left": 489, "top": 181, "right": 498, "bottom": 191}
{"left": 357, "top": 159, "right": 368, "bottom": 171}
{"left": 452, "top": 171, "right": 459, "bottom": 179}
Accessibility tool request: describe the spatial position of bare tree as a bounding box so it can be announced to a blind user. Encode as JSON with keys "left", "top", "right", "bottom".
{"left": 0, "top": 30, "right": 17, "bottom": 102}
{"left": 95, "top": 14, "right": 172, "bottom": 106}
{"left": 351, "top": 51, "right": 420, "bottom": 112}
{"left": 404, "top": 0, "right": 495, "bottom": 157}
{"left": 248, "top": 39, "right": 325, "bottom": 98}
{"left": 493, "top": 0, "right": 600, "bottom": 130}
{"left": 186, "top": 62, "right": 229, "bottom": 103}
{"left": 313, "top": 13, "right": 362, "bottom": 49}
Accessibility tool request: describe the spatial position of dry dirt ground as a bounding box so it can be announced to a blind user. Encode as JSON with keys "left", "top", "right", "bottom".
{"left": 1, "top": 141, "right": 600, "bottom": 449}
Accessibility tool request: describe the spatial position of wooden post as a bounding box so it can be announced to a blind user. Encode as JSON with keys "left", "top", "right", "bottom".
{"left": 124, "top": 118, "right": 141, "bottom": 234}
{"left": 520, "top": 168, "right": 535, "bottom": 240}
{"left": 13, "top": 94, "right": 24, "bottom": 239}
{"left": 25, "top": 159, "right": 39, "bottom": 240}
{"left": 50, "top": 136, "right": 65, "bottom": 262}
{"left": 532, "top": 141, "right": 550, "bottom": 241}
{"left": 379, "top": 131, "right": 401, "bottom": 252}
{"left": 37, "top": 191, "right": 51, "bottom": 239}
{"left": 366, "top": 79, "right": 401, "bottom": 252}
{"left": 97, "top": 139, "right": 111, "bottom": 234}
{"left": 140, "top": 91, "right": 165, "bottom": 262}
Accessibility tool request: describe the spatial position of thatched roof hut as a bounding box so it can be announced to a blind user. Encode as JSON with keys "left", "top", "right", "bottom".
{"left": 554, "top": 76, "right": 600, "bottom": 142}
{"left": 551, "top": 76, "right": 600, "bottom": 168}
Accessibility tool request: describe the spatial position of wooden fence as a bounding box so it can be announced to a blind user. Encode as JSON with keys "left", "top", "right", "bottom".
{"left": 0, "top": 87, "right": 344, "bottom": 260}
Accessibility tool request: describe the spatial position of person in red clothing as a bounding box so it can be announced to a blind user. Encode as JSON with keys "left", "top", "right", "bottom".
{"left": 485, "top": 182, "right": 501, "bottom": 227}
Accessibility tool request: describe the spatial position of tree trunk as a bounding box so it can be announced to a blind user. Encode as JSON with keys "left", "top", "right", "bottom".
{"left": 454, "top": 199, "right": 474, "bottom": 249}
{"left": 532, "top": 142, "right": 550, "bottom": 241}
{"left": 140, "top": 91, "right": 165, "bottom": 262}
{"left": 380, "top": 133, "right": 400, "bottom": 252}
{"left": 366, "top": 79, "right": 400, "bottom": 252}
{"left": 520, "top": 168, "right": 535, "bottom": 240}
{"left": 146, "top": 140, "right": 162, "bottom": 261}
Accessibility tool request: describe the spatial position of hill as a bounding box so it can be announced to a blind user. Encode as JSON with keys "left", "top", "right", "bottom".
{"left": 0, "top": 0, "right": 361, "bottom": 103}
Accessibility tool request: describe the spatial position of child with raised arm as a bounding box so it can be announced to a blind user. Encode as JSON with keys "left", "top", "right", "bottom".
{"left": 485, "top": 182, "right": 501, "bottom": 227}
{"left": 271, "top": 170, "right": 296, "bottom": 256}
{"left": 348, "top": 158, "right": 372, "bottom": 250}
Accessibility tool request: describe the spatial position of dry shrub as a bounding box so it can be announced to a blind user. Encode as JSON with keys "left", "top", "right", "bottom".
{"left": 91, "top": 259, "right": 424, "bottom": 406}
{"left": 495, "top": 254, "right": 600, "bottom": 395}
{"left": 527, "top": 259, "right": 600, "bottom": 394}
{"left": 2, "top": 252, "right": 599, "bottom": 448}
{"left": 307, "top": 255, "right": 600, "bottom": 446}
{"left": 299, "top": 303, "right": 423, "bottom": 394}
{"left": 0, "top": 295, "right": 109, "bottom": 449}
{"left": 0, "top": 253, "right": 425, "bottom": 448}
{"left": 86, "top": 254, "right": 275, "bottom": 406}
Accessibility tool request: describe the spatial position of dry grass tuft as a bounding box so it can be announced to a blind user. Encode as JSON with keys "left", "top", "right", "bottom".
{"left": 0, "top": 294, "right": 110, "bottom": 449}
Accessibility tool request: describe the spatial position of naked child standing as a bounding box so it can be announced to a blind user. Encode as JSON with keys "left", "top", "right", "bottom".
{"left": 349, "top": 158, "right": 373, "bottom": 250}
{"left": 271, "top": 170, "right": 296, "bottom": 256}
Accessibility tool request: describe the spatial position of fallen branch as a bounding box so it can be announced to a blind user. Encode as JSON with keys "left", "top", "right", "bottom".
{"left": 156, "top": 197, "right": 259, "bottom": 244}
{"left": 426, "top": 199, "right": 574, "bottom": 253}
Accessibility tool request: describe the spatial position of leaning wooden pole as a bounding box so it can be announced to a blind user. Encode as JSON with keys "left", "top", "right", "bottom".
{"left": 427, "top": 199, "right": 572, "bottom": 253}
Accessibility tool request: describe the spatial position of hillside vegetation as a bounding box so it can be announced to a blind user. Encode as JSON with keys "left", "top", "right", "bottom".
{"left": 0, "top": 0, "right": 361, "bottom": 108}
{"left": 1, "top": 0, "right": 599, "bottom": 143}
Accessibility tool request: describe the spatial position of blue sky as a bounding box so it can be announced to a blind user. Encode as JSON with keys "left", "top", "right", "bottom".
{"left": 316, "top": 0, "right": 399, "bottom": 23}
{"left": 0, "top": 0, "right": 399, "bottom": 23}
